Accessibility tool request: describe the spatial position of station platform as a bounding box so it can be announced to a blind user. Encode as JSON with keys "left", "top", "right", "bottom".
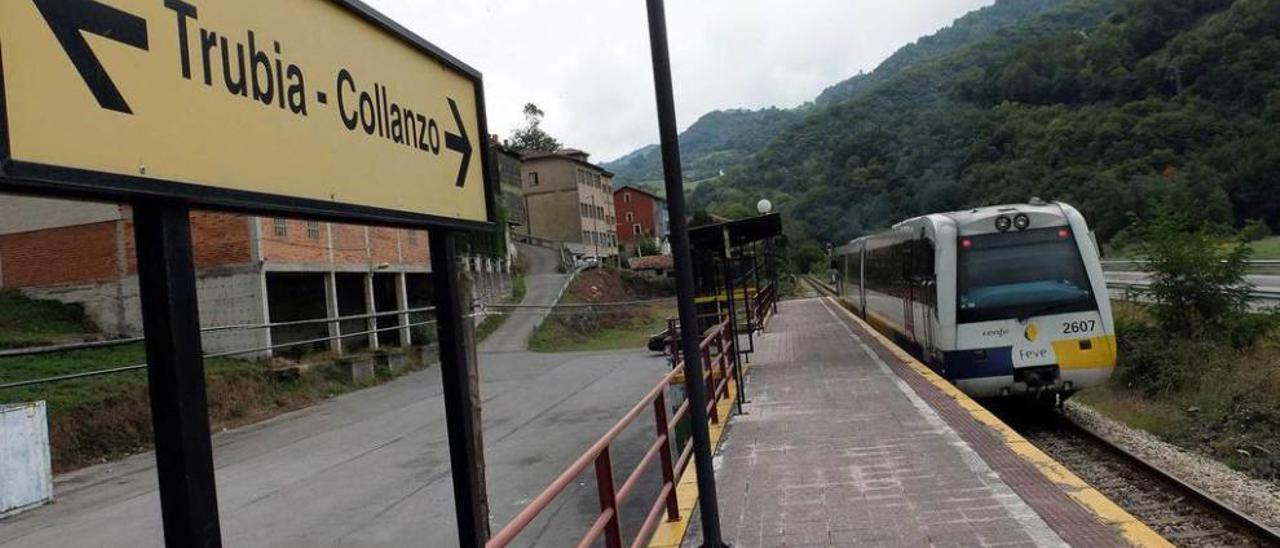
{"left": 685, "top": 297, "right": 1166, "bottom": 547}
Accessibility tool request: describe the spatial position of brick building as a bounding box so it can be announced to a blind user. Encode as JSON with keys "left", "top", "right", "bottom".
{"left": 613, "top": 185, "right": 669, "bottom": 258}
{"left": 0, "top": 194, "right": 486, "bottom": 358}
{"left": 519, "top": 149, "right": 618, "bottom": 262}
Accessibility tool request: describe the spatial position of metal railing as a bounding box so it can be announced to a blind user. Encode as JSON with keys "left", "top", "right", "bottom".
{"left": 0, "top": 306, "right": 440, "bottom": 390}
{"left": 752, "top": 284, "right": 778, "bottom": 328}
{"left": 1102, "top": 259, "right": 1280, "bottom": 271}
{"left": 488, "top": 315, "right": 739, "bottom": 548}
{"left": 0, "top": 306, "right": 438, "bottom": 360}
{"left": 1106, "top": 281, "right": 1280, "bottom": 305}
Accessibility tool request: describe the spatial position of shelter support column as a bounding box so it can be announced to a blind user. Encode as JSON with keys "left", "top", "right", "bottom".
{"left": 396, "top": 272, "right": 412, "bottom": 347}
{"left": 324, "top": 272, "right": 343, "bottom": 356}
{"left": 364, "top": 273, "right": 379, "bottom": 351}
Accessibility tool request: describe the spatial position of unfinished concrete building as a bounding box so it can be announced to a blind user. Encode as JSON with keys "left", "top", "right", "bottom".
{"left": 0, "top": 195, "right": 515, "bottom": 359}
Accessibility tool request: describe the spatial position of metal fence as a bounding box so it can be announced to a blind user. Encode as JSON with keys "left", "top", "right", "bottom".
{"left": 1106, "top": 281, "right": 1280, "bottom": 306}
{"left": 1102, "top": 259, "right": 1280, "bottom": 272}
{"left": 0, "top": 305, "right": 441, "bottom": 390}
{"left": 487, "top": 314, "right": 740, "bottom": 547}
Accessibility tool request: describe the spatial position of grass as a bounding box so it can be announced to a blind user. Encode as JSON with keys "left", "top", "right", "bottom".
{"left": 1249, "top": 236, "right": 1280, "bottom": 259}
{"left": 0, "top": 291, "right": 99, "bottom": 349}
{"left": 0, "top": 290, "right": 437, "bottom": 472}
{"left": 1076, "top": 300, "right": 1280, "bottom": 482}
{"left": 0, "top": 342, "right": 429, "bottom": 472}
{"left": 528, "top": 303, "right": 674, "bottom": 353}
{"left": 472, "top": 275, "right": 526, "bottom": 344}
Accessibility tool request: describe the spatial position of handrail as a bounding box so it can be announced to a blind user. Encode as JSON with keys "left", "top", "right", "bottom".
{"left": 1106, "top": 280, "right": 1280, "bottom": 302}
{"left": 0, "top": 305, "right": 438, "bottom": 359}
{"left": 0, "top": 319, "right": 438, "bottom": 390}
{"left": 488, "top": 312, "right": 739, "bottom": 548}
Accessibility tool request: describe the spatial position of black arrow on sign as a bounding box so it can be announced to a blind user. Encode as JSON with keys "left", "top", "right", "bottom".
{"left": 32, "top": 0, "right": 149, "bottom": 114}
{"left": 444, "top": 98, "right": 472, "bottom": 188}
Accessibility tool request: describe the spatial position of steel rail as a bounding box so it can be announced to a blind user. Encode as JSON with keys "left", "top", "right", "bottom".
{"left": 0, "top": 306, "right": 438, "bottom": 359}
{"left": 0, "top": 320, "right": 436, "bottom": 390}
{"left": 1059, "top": 416, "right": 1280, "bottom": 545}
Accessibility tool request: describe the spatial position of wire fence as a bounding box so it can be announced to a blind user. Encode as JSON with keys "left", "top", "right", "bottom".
{"left": 1, "top": 298, "right": 681, "bottom": 391}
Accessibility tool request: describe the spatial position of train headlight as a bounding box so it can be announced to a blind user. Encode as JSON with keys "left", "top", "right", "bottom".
{"left": 994, "top": 216, "right": 1012, "bottom": 232}
{"left": 1013, "top": 214, "right": 1031, "bottom": 231}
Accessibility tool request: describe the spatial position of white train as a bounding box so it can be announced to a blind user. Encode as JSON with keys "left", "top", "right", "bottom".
{"left": 833, "top": 200, "right": 1115, "bottom": 400}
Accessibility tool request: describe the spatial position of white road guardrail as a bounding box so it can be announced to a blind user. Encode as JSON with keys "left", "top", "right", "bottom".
{"left": 1105, "top": 279, "right": 1280, "bottom": 305}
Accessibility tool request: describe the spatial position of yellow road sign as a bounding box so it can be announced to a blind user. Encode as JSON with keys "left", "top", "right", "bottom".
{"left": 0, "top": 0, "right": 493, "bottom": 228}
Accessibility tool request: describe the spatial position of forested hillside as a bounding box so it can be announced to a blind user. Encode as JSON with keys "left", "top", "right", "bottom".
{"left": 602, "top": 0, "right": 1069, "bottom": 190}
{"left": 602, "top": 108, "right": 799, "bottom": 190}
{"left": 692, "top": 0, "right": 1280, "bottom": 249}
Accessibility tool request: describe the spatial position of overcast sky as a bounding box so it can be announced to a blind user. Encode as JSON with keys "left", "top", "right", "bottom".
{"left": 364, "top": 1, "right": 994, "bottom": 162}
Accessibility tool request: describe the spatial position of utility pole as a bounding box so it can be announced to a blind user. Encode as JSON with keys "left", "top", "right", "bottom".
{"left": 645, "top": 1, "right": 727, "bottom": 546}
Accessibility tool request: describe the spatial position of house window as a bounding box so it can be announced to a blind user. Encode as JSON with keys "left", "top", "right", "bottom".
{"left": 633, "top": 223, "right": 642, "bottom": 236}
{"left": 528, "top": 172, "right": 539, "bottom": 187}
{"left": 624, "top": 192, "right": 632, "bottom": 204}
{"left": 273, "top": 217, "right": 287, "bottom": 237}
{"left": 625, "top": 212, "right": 634, "bottom": 222}
{"left": 306, "top": 220, "right": 321, "bottom": 240}
{"left": 583, "top": 230, "right": 590, "bottom": 243}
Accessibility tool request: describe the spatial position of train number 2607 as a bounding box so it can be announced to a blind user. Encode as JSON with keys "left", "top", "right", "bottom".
{"left": 1062, "top": 320, "right": 1096, "bottom": 334}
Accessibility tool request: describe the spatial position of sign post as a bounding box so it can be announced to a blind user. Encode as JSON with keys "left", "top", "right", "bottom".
{"left": 133, "top": 202, "right": 222, "bottom": 547}
{"left": 430, "top": 230, "right": 490, "bottom": 547}
{"left": 0, "top": 2, "right": 496, "bottom": 546}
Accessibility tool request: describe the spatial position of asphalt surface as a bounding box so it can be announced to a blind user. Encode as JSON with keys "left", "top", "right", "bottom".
{"left": 479, "top": 243, "right": 570, "bottom": 354}
{"left": 0, "top": 243, "right": 671, "bottom": 547}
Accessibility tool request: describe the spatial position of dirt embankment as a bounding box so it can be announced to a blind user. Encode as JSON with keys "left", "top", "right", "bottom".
{"left": 567, "top": 268, "right": 673, "bottom": 303}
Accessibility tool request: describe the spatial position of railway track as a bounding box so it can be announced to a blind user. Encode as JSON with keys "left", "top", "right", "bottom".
{"left": 994, "top": 404, "right": 1280, "bottom": 547}
{"left": 801, "top": 275, "right": 1280, "bottom": 547}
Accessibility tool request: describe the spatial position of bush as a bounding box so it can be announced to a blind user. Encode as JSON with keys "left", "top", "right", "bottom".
{"left": 1135, "top": 209, "right": 1270, "bottom": 345}
{"left": 1115, "top": 321, "right": 1228, "bottom": 396}
{"left": 1240, "top": 219, "right": 1273, "bottom": 242}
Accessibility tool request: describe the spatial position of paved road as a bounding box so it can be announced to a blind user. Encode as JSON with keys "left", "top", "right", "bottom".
{"left": 0, "top": 349, "right": 669, "bottom": 547}
{"left": 479, "top": 243, "right": 570, "bottom": 354}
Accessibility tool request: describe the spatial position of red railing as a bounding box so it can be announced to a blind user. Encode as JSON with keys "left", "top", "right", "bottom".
{"left": 752, "top": 283, "right": 777, "bottom": 328}
{"left": 488, "top": 315, "right": 738, "bottom": 548}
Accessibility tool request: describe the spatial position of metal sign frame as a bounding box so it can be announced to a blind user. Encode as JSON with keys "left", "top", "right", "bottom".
{"left": 0, "top": 2, "right": 495, "bottom": 546}
{"left": 0, "top": 0, "right": 497, "bottom": 232}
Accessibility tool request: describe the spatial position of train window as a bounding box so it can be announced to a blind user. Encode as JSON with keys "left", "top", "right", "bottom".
{"left": 956, "top": 227, "right": 1095, "bottom": 323}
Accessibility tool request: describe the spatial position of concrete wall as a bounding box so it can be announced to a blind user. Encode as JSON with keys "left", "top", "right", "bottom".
{"left": 198, "top": 268, "right": 271, "bottom": 357}
{"left": 20, "top": 266, "right": 269, "bottom": 357}
{"left": 0, "top": 195, "right": 122, "bottom": 235}
{"left": 0, "top": 402, "right": 52, "bottom": 518}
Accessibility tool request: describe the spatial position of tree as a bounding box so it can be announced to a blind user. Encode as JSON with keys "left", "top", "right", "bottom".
{"left": 1136, "top": 209, "right": 1257, "bottom": 341}
{"left": 507, "top": 103, "right": 562, "bottom": 153}
{"left": 636, "top": 238, "right": 660, "bottom": 257}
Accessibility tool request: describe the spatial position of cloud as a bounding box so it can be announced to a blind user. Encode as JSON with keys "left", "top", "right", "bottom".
{"left": 364, "top": 1, "right": 994, "bottom": 161}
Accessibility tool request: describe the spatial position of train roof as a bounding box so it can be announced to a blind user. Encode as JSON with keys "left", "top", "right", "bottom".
{"left": 932, "top": 201, "right": 1070, "bottom": 228}
{"left": 839, "top": 201, "right": 1079, "bottom": 248}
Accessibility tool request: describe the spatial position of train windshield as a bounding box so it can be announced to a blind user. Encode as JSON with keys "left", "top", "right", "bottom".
{"left": 957, "top": 227, "right": 1096, "bottom": 324}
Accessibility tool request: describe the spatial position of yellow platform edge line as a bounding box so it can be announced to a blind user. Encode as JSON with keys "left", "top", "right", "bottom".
{"left": 825, "top": 297, "right": 1170, "bottom": 548}
{"left": 647, "top": 376, "right": 739, "bottom": 548}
